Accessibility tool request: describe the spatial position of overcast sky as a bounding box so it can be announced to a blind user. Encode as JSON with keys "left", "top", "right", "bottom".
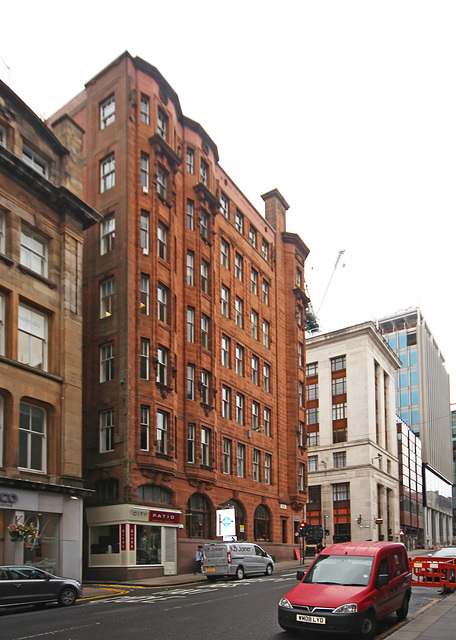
{"left": 2, "top": 1, "right": 455, "bottom": 406}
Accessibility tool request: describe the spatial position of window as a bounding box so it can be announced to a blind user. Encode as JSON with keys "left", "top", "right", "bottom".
{"left": 252, "top": 401, "right": 259, "bottom": 429}
{"left": 235, "top": 253, "right": 243, "bottom": 280}
{"left": 200, "top": 160, "right": 208, "bottom": 186}
{"left": 262, "top": 280, "right": 269, "bottom": 305}
{"left": 157, "top": 347, "right": 168, "bottom": 385}
{"left": 222, "top": 386, "right": 231, "bottom": 419}
{"left": 156, "top": 410, "right": 168, "bottom": 454}
{"left": 333, "top": 482, "right": 349, "bottom": 502}
{"left": 140, "top": 94, "right": 150, "bottom": 124}
{"left": 157, "top": 166, "right": 167, "bottom": 199}
{"left": 140, "top": 274, "right": 149, "bottom": 315}
{"left": 235, "top": 297, "right": 243, "bottom": 328}
{"left": 221, "top": 239, "right": 229, "bottom": 268}
{"left": 298, "top": 421, "right": 304, "bottom": 447}
{"left": 0, "top": 293, "right": 4, "bottom": 356}
{"left": 100, "top": 408, "right": 114, "bottom": 452}
{"left": 200, "top": 211, "right": 208, "bottom": 239}
{"left": 101, "top": 213, "right": 115, "bottom": 254}
{"left": 307, "top": 362, "right": 318, "bottom": 376}
{"left": 187, "top": 423, "right": 196, "bottom": 462}
{"left": 332, "top": 377, "right": 347, "bottom": 396}
{"left": 201, "top": 427, "right": 210, "bottom": 466}
{"left": 100, "top": 341, "right": 114, "bottom": 382}
{"left": 20, "top": 227, "right": 47, "bottom": 277}
{"left": 299, "top": 381, "right": 304, "bottom": 407}
{"left": 298, "top": 342, "right": 303, "bottom": 367}
{"left": 0, "top": 125, "right": 5, "bottom": 147}
{"left": 308, "top": 455, "right": 318, "bottom": 471}
{"left": 220, "top": 193, "right": 229, "bottom": 218}
{"left": 296, "top": 268, "right": 302, "bottom": 288}
{"left": 100, "top": 277, "right": 115, "bottom": 318}
{"left": 222, "top": 438, "right": 231, "bottom": 474}
{"left": 307, "top": 383, "right": 318, "bottom": 401}
{"left": 186, "top": 148, "right": 194, "bottom": 174}
{"left": 140, "top": 405, "right": 150, "bottom": 450}
{"left": 262, "top": 239, "right": 269, "bottom": 262}
{"left": 140, "top": 211, "right": 149, "bottom": 254}
{"left": 100, "top": 95, "right": 115, "bottom": 129}
{"left": 186, "top": 493, "right": 211, "bottom": 538}
{"left": 299, "top": 463, "right": 305, "bottom": 491}
{"left": 157, "top": 109, "right": 168, "bottom": 139}
{"left": 158, "top": 222, "right": 168, "bottom": 261}
{"left": 262, "top": 320, "right": 269, "bottom": 348}
{"left": 334, "top": 451, "right": 347, "bottom": 468}
{"left": 235, "top": 210, "right": 243, "bottom": 234}
{"left": 249, "top": 225, "right": 257, "bottom": 248}
{"left": 263, "top": 363, "right": 270, "bottom": 392}
{"left": 331, "top": 355, "right": 346, "bottom": 372}
{"left": 187, "top": 199, "right": 194, "bottom": 230}
{"left": 140, "top": 338, "right": 150, "bottom": 380}
{"left": 265, "top": 454, "right": 271, "bottom": 485}
{"left": 251, "top": 310, "right": 258, "bottom": 340}
{"left": 19, "top": 402, "right": 46, "bottom": 471}
{"left": 308, "top": 431, "right": 320, "bottom": 447}
{"left": 22, "top": 145, "right": 49, "bottom": 177}
{"left": 157, "top": 283, "right": 168, "bottom": 323}
{"left": 187, "top": 251, "right": 194, "bottom": 286}
{"left": 221, "top": 334, "right": 230, "bottom": 367}
{"left": 236, "top": 393, "right": 244, "bottom": 425}
{"left": 254, "top": 504, "right": 270, "bottom": 541}
{"left": 100, "top": 153, "right": 115, "bottom": 192}
{"left": 18, "top": 305, "right": 47, "bottom": 371}
{"left": 235, "top": 344, "right": 244, "bottom": 376}
{"left": 140, "top": 152, "right": 149, "bottom": 191}
{"left": 253, "top": 449, "right": 260, "bottom": 482}
{"left": 307, "top": 406, "right": 319, "bottom": 425}
{"left": 187, "top": 364, "right": 195, "bottom": 400}
{"left": 201, "top": 314, "right": 209, "bottom": 349}
{"left": 221, "top": 285, "right": 230, "bottom": 317}
{"left": 201, "top": 260, "right": 209, "bottom": 293}
{"left": 251, "top": 268, "right": 258, "bottom": 295}
{"left": 201, "top": 370, "right": 210, "bottom": 404}
{"left": 237, "top": 444, "right": 245, "bottom": 478}
{"left": 332, "top": 403, "right": 347, "bottom": 420}
{"left": 187, "top": 307, "right": 195, "bottom": 342}
{"left": 264, "top": 407, "right": 271, "bottom": 436}
{"left": 252, "top": 355, "right": 259, "bottom": 385}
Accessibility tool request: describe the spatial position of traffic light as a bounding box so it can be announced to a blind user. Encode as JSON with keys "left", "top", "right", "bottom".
{"left": 299, "top": 522, "right": 308, "bottom": 537}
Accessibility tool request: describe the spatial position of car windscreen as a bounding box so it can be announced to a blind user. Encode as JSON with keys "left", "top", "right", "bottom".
{"left": 303, "top": 554, "right": 374, "bottom": 587}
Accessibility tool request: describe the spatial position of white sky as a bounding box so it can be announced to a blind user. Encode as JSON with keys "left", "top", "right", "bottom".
{"left": 2, "top": 1, "right": 455, "bottom": 404}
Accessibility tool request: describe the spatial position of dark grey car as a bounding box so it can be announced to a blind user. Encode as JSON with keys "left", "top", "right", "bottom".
{"left": 0, "top": 565, "right": 82, "bottom": 608}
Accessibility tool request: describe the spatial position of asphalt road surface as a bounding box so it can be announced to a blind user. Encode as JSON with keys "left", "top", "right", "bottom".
{"left": 0, "top": 570, "right": 447, "bottom": 640}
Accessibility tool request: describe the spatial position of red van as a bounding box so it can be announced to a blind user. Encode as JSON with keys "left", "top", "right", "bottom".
{"left": 278, "top": 541, "right": 411, "bottom": 640}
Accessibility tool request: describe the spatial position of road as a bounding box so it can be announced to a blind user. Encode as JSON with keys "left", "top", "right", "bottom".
{"left": 0, "top": 569, "right": 448, "bottom": 640}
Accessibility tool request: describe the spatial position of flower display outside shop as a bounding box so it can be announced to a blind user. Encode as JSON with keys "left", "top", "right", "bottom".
{"left": 8, "top": 522, "right": 38, "bottom": 542}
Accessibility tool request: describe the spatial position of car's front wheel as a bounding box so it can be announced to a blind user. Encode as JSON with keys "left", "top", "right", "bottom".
{"left": 58, "top": 587, "right": 77, "bottom": 607}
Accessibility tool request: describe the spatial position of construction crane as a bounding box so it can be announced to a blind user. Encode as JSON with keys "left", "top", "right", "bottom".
{"left": 305, "top": 250, "right": 345, "bottom": 334}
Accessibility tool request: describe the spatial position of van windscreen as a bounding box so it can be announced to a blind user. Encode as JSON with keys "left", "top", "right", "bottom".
{"left": 304, "top": 555, "right": 374, "bottom": 587}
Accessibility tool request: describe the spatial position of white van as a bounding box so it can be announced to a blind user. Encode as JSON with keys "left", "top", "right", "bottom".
{"left": 202, "top": 542, "right": 274, "bottom": 581}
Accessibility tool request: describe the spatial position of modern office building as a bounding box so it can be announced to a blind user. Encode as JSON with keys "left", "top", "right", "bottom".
{"left": 50, "top": 52, "right": 310, "bottom": 580}
{"left": 377, "top": 308, "right": 453, "bottom": 546}
{"left": 0, "top": 80, "right": 101, "bottom": 579}
{"left": 305, "top": 322, "right": 402, "bottom": 546}
{"left": 396, "top": 415, "right": 424, "bottom": 549}
{"left": 451, "top": 406, "right": 456, "bottom": 542}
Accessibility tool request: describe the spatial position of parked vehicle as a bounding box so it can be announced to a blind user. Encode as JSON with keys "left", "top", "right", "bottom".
{"left": 0, "top": 565, "right": 82, "bottom": 608}
{"left": 202, "top": 542, "right": 274, "bottom": 581}
{"left": 278, "top": 541, "right": 411, "bottom": 640}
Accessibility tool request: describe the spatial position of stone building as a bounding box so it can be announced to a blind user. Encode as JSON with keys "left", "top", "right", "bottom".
{"left": 0, "top": 80, "right": 101, "bottom": 580}
{"left": 305, "top": 322, "right": 402, "bottom": 547}
{"left": 50, "top": 52, "right": 310, "bottom": 580}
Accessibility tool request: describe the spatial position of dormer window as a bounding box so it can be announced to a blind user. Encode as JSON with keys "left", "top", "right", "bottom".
{"left": 200, "top": 160, "right": 208, "bottom": 186}
{"left": 22, "top": 146, "right": 49, "bottom": 178}
{"left": 157, "top": 109, "right": 168, "bottom": 140}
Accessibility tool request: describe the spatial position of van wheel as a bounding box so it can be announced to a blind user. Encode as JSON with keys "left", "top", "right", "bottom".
{"left": 265, "top": 563, "right": 273, "bottom": 576}
{"left": 235, "top": 566, "right": 244, "bottom": 580}
{"left": 396, "top": 592, "right": 410, "bottom": 620}
{"left": 358, "top": 611, "right": 377, "bottom": 640}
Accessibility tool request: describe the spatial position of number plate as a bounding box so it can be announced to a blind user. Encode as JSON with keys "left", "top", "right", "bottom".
{"left": 205, "top": 568, "right": 215, "bottom": 572}
{"left": 296, "top": 614, "right": 326, "bottom": 625}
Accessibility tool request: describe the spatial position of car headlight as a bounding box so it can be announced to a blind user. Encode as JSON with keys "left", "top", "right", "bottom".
{"left": 333, "top": 603, "right": 358, "bottom": 614}
{"left": 279, "top": 597, "right": 293, "bottom": 609}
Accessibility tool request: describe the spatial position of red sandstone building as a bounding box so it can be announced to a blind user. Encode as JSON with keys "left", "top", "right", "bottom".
{"left": 0, "top": 80, "right": 100, "bottom": 580}
{"left": 51, "top": 52, "right": 310, "bottom": 579}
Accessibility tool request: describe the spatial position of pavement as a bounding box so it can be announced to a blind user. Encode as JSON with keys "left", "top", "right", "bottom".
{"left": 82, "top": 556, "right": 456, "bottom": 639}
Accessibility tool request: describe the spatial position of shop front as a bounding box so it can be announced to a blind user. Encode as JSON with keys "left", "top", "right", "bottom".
{"left": 0, "top": 482, "right": 84, "bottom": 581}
{"left": 86, "top": 504, "right": 181, "bottom": 581}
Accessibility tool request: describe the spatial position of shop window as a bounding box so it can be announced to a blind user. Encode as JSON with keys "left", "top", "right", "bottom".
{"left": 254, "top": 504, "right": 271, "bottom": 541}
{"left": 90, "top": 524, "right": 119, "bottom": 555}
{"left": 137, "top": 525, "right": 162, "bottom": 564}
{"left": 185, "top": 493, "right": 211, "bottom": 538}
{"left": 23, "top": 511, "right": 60, "bottom": 573}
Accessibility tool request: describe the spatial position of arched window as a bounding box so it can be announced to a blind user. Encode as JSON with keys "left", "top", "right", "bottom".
{"left": 137, "top": 484, "right": 172, "bottom": 505}
{"left": 254, "top": 504, "right": 271, "bottom": 541}
{"left": 96, "top": 478, "right": 119, "bottom": 502}
{"left": 185, "top": 493, "right": 211, "bottom": 538}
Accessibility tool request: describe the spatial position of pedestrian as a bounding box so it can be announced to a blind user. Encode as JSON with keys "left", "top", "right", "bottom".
{"left": 194, "top": 545, "right": 203, "bottom": 574}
